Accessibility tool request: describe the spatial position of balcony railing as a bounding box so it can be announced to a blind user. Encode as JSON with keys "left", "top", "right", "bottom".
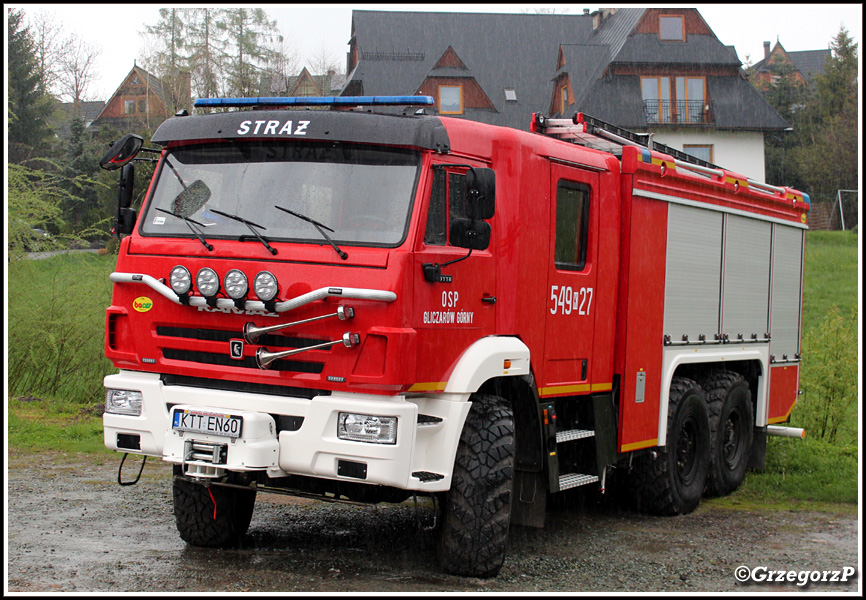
{"left": 643, "top": 100, "right": 714, "bottom": 125}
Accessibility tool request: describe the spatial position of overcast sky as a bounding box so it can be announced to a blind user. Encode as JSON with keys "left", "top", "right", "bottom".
{"left": 7, "top": 3, "right": 863, "bottom": 101}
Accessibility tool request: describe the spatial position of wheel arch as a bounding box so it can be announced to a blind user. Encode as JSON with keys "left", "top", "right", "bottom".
{"left": 659, "top": 346, "right": 768, "bottom": 446}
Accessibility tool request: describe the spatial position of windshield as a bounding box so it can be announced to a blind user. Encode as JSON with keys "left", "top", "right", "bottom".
{"left": 141, "top": 142, "right": 421, "bottom": 247}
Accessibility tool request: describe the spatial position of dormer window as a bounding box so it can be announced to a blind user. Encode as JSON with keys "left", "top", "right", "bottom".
{"left": 659, "top": 15, "right": 685, "bottom": 41}
{"left": 439, "top": 85, "right": 463, "bottom": 114}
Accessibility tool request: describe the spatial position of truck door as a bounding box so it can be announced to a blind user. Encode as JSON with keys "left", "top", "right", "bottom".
{"left": 412, "top": 163, "right": 497, "bottom": 388}
{"left": 541, "top": 162, "right": 599, "bottom": 398}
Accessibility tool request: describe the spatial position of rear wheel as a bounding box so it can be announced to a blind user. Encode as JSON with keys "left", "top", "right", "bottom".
{"left": 439, "top": 394, "right": 514, "bottom": 578}
{"left": 632, "top": 377, "right": 710, "bottom": 515}
{"left": 700, "top": 371, "right": 753, "bottom": 497}
{"left": 172, "top": 468, "right": 256, "bottom": 547}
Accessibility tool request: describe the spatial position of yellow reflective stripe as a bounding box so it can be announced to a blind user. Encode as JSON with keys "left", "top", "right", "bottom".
{"left": 539, "top": 382, "right": 612, "bottom": 397}
{"left": 620, "top": 438, "right": 658, "bottom": 452}
{"left": 407, "top": 382, "right": 447, "bottom": 393}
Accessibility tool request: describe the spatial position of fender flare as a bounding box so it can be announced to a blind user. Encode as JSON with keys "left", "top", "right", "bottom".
{"left": 443, "top": 336, "right": 531, "bottom": 394}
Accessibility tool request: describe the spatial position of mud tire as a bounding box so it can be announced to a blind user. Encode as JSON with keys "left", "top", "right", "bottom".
{"left": 700, "top": 371, "right": 753, "bottom": 497}
{"left": 439, "top": 394, "right": 514, "bottom": 578}
{"left": 631, "top": 377, "right": 710, "bottom": 516}
{"left": 172, "top": 468, "right": 256, "bottom": 548}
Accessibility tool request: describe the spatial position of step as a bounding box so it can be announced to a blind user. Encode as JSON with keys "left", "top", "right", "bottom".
{"left": 559, "top": 473, "right": 599, "bottom": 491}
{"left": 555, "top": 429, "right": 595, "bottom": 443}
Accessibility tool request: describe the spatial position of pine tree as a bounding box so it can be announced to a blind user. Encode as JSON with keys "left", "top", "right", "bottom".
{"left": 8, "top": 8, "right": 56, "bottom": 164}
{"left": 222, "top": 8, "right": 282, "bottom": 96}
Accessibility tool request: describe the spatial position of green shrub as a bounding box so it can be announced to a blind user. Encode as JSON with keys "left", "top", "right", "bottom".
{"left": 7, "top": 253, "right": 116, "bottom": 405}
{"left": 796, "top": 307, "right": 858, "bottom": 444}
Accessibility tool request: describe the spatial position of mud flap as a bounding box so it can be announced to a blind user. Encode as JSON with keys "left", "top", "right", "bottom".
{"left": 510, "top": 469, "right": 547, "bottom": 528}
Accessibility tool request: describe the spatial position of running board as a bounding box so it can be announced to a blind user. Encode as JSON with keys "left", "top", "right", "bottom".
{"left": 556, "top": 429, "right": 595, "bottom": 443}
{"left": 558, "top": 473, "right": 599, "bottom": 491}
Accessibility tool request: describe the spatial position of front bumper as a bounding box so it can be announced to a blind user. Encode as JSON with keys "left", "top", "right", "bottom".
{"left": 103, "top": 371, "right": 470, "bottom": 492}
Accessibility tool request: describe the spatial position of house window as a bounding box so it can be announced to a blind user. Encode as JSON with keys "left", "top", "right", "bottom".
{"left": 439, "top": 85, "right": 463, "bottom": 114}
{"left": 554, "top": 180, "right": 590, "bottom": 271}
{"left": 504, "top": 88, "right": 517, "bottom": 102}
{"left": 659, "top": 15, "right": 685, "bottom": 41}
{"left": 560, "top": 85, "right": 569, "bottom": 114}
{"left": 124, "top": 100, "right": 136, "bottom": 114}
{"left": 138, "top": 98, "right": 148, "bottom": 113}
{"left": 641, "top": 76, "right": 706, "bottom": 124}
{"left": 683, "top": 144, "right": 713, "bottom": 163}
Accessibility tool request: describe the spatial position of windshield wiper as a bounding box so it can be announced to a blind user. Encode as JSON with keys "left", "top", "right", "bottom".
{"left": 274, "top": 205, "right": 348, "bottom": 260}
{"left": 155, "top": 208, "right": 214, "bottom": 251}
{"left": 208, "top": 208, "right": 277, "bottom": 255}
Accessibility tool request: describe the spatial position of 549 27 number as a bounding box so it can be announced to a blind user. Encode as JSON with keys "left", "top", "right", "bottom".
{"left": 550, "top": 285, "right": 593, "bottom": 316}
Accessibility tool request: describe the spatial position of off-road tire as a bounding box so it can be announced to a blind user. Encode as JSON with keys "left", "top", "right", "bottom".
{"left": 631, "top": 377, "right": 710, "bottom": 516}
{"left": 172, "top": 468, "right": 256, "bottom": 548}
{"left": 439, "top": 394, "right": 514, "bottom": 578}
{"left": 699, "top": 371, "right": 753, "bottom": 497}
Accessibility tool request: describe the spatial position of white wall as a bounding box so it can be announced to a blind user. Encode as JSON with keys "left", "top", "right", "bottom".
{"left": 647, "top": 130, "right": 767, "bottom": 182}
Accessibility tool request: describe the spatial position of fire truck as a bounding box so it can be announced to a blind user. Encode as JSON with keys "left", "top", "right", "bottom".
{"left": 99, "top": 96, "right": 808, "bottom": 578}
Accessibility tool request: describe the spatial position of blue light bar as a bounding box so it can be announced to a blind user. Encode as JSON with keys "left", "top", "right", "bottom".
{"left": 194, "top": 95, "right": 434, "bottom": 108}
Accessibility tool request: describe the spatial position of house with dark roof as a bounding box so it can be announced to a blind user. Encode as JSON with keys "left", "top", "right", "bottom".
{"left": 750, "top": 40, "right": 831, "bottom": 87}
{"left": 91, "top": 64, "right": 190, "bottom": 133}
{"left": 342, "top": 8, "right": 789, "bottom": 181}
{"left": 259, "top": 67, "right": 346, "bottom": 98}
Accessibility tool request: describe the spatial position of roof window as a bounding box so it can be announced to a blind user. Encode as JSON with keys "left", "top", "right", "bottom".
{"left": 659, "top": 15, "right": 685, "bottom": 41}
{"left": 504, "top": 88, "right": 517, "bottom": 102}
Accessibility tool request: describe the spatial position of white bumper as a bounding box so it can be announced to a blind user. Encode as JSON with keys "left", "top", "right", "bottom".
{"left": 103, "top": 371, "right": 470, "bottom": 492}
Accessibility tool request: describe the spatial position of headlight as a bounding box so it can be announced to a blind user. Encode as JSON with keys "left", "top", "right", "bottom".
{"left": 253, "top": 271, "right": 279, "bottom": 302}
{"left": 196, "top": 267, "right": 220, "bottom": 297}
{"left": 224, "top": 269, "right": 248, "bottom": 300}
{"left": 169, "top": 265, "right": 191, "bottom": 295}
{"left": 105, "top": 389, "right": 143, "bottom": 416}
{"left": 338, "top": 413, "right": 398, "bottom": 444}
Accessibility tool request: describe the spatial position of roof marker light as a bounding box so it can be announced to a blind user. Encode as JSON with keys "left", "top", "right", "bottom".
{"left": 194, "top": 96, "right": 435, "bottom": 109}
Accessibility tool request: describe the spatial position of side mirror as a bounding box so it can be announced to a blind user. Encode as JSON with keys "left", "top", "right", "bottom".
{"left": 171, "top": 179, "right": 211, "bottom": 217}
{"left": 118, "top": 163, "right": 134, "bottom": 208}
{"left": 450, "top": 218, "right": 491, "bottom": 251}
{"left": 466, "top": 167, "right": 495, "bottom": 220}
{"left": 115, "top": 208, "right": 138, "bottom": 235}
{"left": 99, "top": 134, "right": 144, "bottom": 171}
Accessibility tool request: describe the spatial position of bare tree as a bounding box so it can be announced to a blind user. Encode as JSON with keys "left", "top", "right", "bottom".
{"left": 57, "top": 34, "right": 102, "bottom": 107}
{"left": 263, "top": 38, "right": 302, "bottom": 94}
{"left": 27, "top": 10, "right": 66, "bottom": 96}
{"left": 306, "top": 42, "right": 342, "bottom": 76}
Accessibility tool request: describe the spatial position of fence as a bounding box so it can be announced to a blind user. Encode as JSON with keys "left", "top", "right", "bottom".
{"left": 808, "top": 190, "right": 859, "bottom": 231}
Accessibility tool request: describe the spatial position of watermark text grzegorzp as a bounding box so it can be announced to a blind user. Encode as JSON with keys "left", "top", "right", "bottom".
{"left": 734, "top": 565, "right": 857, "bottom": 587}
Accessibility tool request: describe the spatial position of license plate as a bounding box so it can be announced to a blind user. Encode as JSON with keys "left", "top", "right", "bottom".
{"left": 172, "top": 409, "right": 243, "bottom": 439}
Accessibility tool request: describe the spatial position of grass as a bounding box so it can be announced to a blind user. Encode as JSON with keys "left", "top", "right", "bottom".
{"left": 5, "top": 232, "right": 860, "bottom": 507}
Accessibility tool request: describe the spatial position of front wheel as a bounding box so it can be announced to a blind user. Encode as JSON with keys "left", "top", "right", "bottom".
{"left": 439, "top": 394, "right": 514, "bottom": 578}
{"left": 172, "top": 468, "right": 256, "bottom": 548}
{"left": 632, "top": 377, "right": 710, "bottom": 516}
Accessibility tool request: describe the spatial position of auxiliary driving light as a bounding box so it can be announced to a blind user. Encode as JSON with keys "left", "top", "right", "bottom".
{"left": 253, "top": 271, "right": 279, "bottom": 302}
{"left": 224, "top": 269, "right": 249, "bottom": 300}
{"left": 169, "top": 265, "right": 191, "bottom": 295}
{"left": 337, "top": 413, "right": 398, "bottom": 444}
{"left": 105, "top": 389, "right": 143, "bottom": 416}
{"left": 196, "top": 267, "right": 220, "bottom": 297}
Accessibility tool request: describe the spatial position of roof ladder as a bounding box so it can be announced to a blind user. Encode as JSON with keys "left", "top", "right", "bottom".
{"left": 531, "top": 111, "right": 722, "bottom": 171}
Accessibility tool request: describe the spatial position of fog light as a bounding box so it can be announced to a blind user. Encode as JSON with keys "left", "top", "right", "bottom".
{"left": 337, "top": 413, "right": 397, "bottom": 444}
{"left": 169, "top": 265, "right": 191, "bottom": 295}
{"left": 196, "top": 267, "right": 220, "bottom": 297}
{"left": 105, "top": 389, "right": 143, "bottom": 416}
{"left": 253, "top": 270, "right": 279, "bottom": 302}
{"left": 224, "top": 269, "right": 248, "bottom": 300}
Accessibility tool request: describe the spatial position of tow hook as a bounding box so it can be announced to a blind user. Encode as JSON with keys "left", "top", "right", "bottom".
{"left": 117, "top": 452, "right": 147, "bottom": 486}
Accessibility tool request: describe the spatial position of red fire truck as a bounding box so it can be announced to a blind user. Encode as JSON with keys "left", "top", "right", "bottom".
{"left": 99, "top": 96, "right": 808, "bottom": 577}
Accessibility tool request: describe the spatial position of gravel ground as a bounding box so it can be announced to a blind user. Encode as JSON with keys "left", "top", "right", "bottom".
{"left": 5, "top": 450, "right": 860, "bottom": 594}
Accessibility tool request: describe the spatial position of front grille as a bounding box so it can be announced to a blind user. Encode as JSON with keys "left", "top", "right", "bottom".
{"left": 157, "top": 326, "right": 330, "bottom": 350}
{"left": 162, "top": 348, "right": 324, "bottom": 373}
{"left": 162, "top": 374, "right": 328, "bottom": 399}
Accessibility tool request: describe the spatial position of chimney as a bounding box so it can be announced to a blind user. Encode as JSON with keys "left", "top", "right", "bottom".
{"left": 763, "top": 41, "right": 771, "bottom": 59}
{"left": 592, "top": 8, "right": 619, "bottom": 31}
